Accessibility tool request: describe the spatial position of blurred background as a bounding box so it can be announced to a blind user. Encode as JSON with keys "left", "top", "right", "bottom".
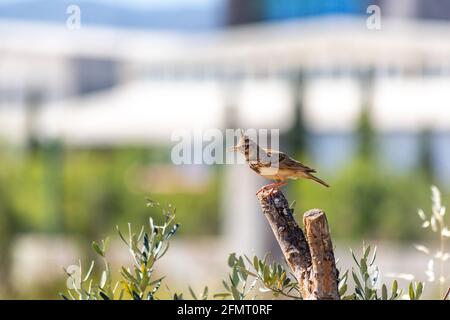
{"left": 0, "top": 0, "right": 449, "bottom": 299}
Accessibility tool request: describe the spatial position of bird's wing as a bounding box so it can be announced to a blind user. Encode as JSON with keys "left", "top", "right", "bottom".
{"left": 265, "top": 149, "right": 316, "bottom": 172}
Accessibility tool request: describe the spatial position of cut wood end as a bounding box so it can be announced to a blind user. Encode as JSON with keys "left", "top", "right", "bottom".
{"left": 303, "top": 208, "right": 325, "bottom": 220}
{"left": 256, "top": 188, "right": 281, "bottom": 201}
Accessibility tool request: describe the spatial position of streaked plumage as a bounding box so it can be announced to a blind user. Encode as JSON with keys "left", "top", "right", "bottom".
{"left": 229, "top": 132, "right": 329, "bottom": 194}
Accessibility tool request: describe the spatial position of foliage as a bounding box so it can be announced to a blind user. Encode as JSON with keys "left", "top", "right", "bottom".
{"left": 216, "top": 245, "right": 423, "bottom": 300}
{"left": 339, "top": 243, "right": 423, "bottom": 300}
{"left": 188, "top": 286, "right": 210, "bottom": 300}
{"left": 294, "top": 156, "right": 432, "bottom": 240}
{"left": 0, "top": 146, "right": 219, "bottom": 236}
{"left": 61, "top": 201, "right": 424, "bottom": 300}
{"left": 0, "top": 143, "right": 443, "bottom": 240}
{"left": 291, "top": 104, "right": 437, "bottom": 241}
{"left": 414, "top": 186, "right": 449, "bottom": 298}
{"left": 213, "top": 253, "right": 300, "bottom": 300}
{"left": 61, "top": 201, "right": 179, "bottom": 300}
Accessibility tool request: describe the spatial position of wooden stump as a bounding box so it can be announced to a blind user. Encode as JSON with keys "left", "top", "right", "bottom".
{"left": 257, "top": 189, "right": 339, "bottom": 300}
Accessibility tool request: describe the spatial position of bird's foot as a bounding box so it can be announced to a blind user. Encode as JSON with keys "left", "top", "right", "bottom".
{"left": 256, "top": 182, "right": 288, "bottom": 196}
{"left": 256, "top": 184, "right": 271, "bottom": 195}
{"left": 268, "top": 181, "right": 287, "bottom": 194}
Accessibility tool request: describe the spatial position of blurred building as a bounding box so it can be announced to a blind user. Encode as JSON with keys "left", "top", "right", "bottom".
{"left": 1, "top": 0, "right": 450, "bottom": 274}
{"left": 1, "top": 1, "right": 450, "bottom": 168}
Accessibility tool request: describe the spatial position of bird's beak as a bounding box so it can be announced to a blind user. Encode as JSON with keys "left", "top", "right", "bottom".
{"left": 228, "top": 145, "right": 239, "bottom": 152}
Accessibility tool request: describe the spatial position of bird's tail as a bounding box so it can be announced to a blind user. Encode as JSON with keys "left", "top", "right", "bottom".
{"left": 307, "top": 173, "right": 330, "bottom": 188}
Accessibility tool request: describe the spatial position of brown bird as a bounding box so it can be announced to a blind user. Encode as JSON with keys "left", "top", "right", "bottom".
{"left": 229, "top": 131, "right": 329, "bottom": 194}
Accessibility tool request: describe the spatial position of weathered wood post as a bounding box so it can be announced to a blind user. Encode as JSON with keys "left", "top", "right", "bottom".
{"left": 257, "top": 189, "right": 340, "bottom": 300}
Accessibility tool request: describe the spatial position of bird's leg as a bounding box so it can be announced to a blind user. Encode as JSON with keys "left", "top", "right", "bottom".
{"left": 256, "top": 182, "right": 279, "bottom": 195}
{"left": 267, "top": 181, "right": 287, "bottom": 194}
{"left": 256, "top": 181, "right": 288, "bottom": 195}
{"left": 256, "top": 184, "right": 274, "bottom": 195}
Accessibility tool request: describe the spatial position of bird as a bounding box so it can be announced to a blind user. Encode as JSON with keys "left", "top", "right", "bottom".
{"left": 228, "top": 131, "right": 329, "bottom": 195}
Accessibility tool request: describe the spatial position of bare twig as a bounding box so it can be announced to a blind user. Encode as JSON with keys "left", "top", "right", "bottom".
{"left": 444, "top": 287, "right": 450, "bottom": 300}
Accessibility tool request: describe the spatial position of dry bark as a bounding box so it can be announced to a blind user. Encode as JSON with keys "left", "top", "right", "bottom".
{"left": 257, "top": 188, "right": 339, "bottom": 300}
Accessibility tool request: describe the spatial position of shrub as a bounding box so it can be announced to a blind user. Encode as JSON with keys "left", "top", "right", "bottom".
{"left": 61, "top": 201, "right": 424, "bottom": 300}
{"left": 414, "top": 186, "right": 449, "bottom": 298}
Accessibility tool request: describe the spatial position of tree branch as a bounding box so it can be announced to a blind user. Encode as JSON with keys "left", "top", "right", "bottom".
{"left": 257, "top": 189, "right": 339, "bottom": 300}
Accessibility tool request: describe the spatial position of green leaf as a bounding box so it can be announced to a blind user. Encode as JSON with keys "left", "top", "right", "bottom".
{"left": 148, "top": 276, "right": 165, "bottom": 287}
{"left": 370, "top": 246, "right": 377, "bottom": 266}
{"left": 231, "top": 268, "right": 240, "bottom": 286}
{"left": 231, "top": 285, "right": 241, "bottom": 300}
{"left": 352, "top": 270, "right": 362, "bottom": 290}
{"left": 364, "top": 245, "right": 371, "bottom": 259}
{"left": 263, "top": 265, "right": 270, "bottom": 283}
{"left": 83, "top": 261, "right": 95, "bottom": 282}
{"left": 117, "top": 288, "right": 125, "bottom": 300}
{"left": 92, "top": 241, "right": 104, "bottom": 257}
{"left": 238, "top": 256, "right": 245, "bottom": 268}
{"left": 364, "top": 286, "right": 372, "bottom": 300}
{"left": 391, "top": 280, "right": 398, "bottom": 299}
{"left": 146, "top": 199, "right": 158, "bottom": 207}
{"left": 143, "top": 233, "right": 149, "bottom": 253}
{"left": 156, "top": 243, "right": 170, "bottom": 260}
{"left": 415, "top": 282, "right": 423, "bottom": 300}
{"left": 116, "top": 226, "right": 128, "bottom": 246}
{"left": 154, "top": 241, "right": 163, "bottom": 257}
{"left": 289, "top": 200, "right": 296, "bottom": 211}
{"left": 102, "top": 237, "right": 110, "bottom": 252}
{"left": 128, "top": 223, "right": 133, "bottom": 245}
{"left": 202, "top": 286, "right": 209, "bottom": 300}
{"left": 239, "top": 268, "right": 258, "bottom": 278}
{"left": 148, "top": 217, "right": 154, "bottom": 233}
{"left": 173, "top": 293, "right": 183, "bottom": 300}
{"left": 339, "top": 269, "right": 349, "bottom": 283}
{"left": 165, "top": 224, "right": 179, "bottom": 240}
{"left": 262, "top": 253, "right": 269, "bottom": 265}
{"left": 408, "top": 283, "right": 415, "bottom": 300}
{"left": 222, "top": 280, "right": 230, "bottom": 292}
{"left": 228, "top": 253, "right": 236, "bottom": 268}
{"left": 253, "top": 256, "right": 259, "bottom": 272}
{"left": 121, "top": 267, "right": 137, "bottom": 283}
{"left": 360, "top": 259, "right": 368, "bottom": 276}
{"left": 59, "top": 293, "right": 69, "bottom": 300}
{"left": 213, "top": 293, "right": 230, "bottom": 299}
{"left": 355, "top": 287, "right": 364, "bottom": 299}
{"left": 137, "top": 226, "right": 145, "bottom": 241}
{"left": 237, "top": 270, "right": 247, "bottom": 283}
{"left": 132, "top": 291, "right": 142, "bottom": 300}
{"left": 381, "top": 284, "right": 388, "bottom": 300}
{"left": 99, "top": 292, "right": 110, "bottom": 300}
{"left": 339, "top": 284, "right": 347, "bottom": 297}
{"left": 100, "top": 270, "right": 108, "bottom": 289}
{"left": 350, "top": 249, "right": 360, "bottom": 268}
{"left": 188, "top": 286, "right": 198, "bottom": 300}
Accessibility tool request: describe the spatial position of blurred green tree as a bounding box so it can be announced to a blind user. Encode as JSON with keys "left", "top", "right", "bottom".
{"left": 418, "top": 128, "right": 434, "bottom": 182}
{"left": 293, "top": 88, "right": 431, "bottom": 240}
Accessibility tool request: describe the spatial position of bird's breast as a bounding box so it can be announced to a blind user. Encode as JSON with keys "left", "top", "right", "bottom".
{"left": 258, "top": 166, "right": 281, "bottom": 176}
{"left": 260, "top": 167, "right": 308, "bottom": 179}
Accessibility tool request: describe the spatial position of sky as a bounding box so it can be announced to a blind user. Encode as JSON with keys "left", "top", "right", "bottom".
{"left": 96, "top": 0, "right": 221, "bottom": 9}
{"left": 0, "top": 0, "right": 227, "bottom": 31}
{"left": 0, "top": 0, "right": 223, "bottom": 9}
